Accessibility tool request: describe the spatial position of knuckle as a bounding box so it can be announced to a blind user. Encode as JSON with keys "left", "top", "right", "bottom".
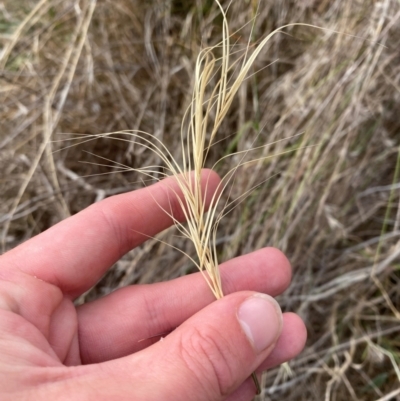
{"left": 178, "top": 326, "right": 235, "bottom": 398}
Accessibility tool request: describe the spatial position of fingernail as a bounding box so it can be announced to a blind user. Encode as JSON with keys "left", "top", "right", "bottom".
{"left": 237, "top": 294, "right": 282, "bottom": 353}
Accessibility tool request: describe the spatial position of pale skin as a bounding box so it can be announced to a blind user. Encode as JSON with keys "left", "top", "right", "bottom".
{"left": 0, "top": 170, "right": 307, "bottom": 401}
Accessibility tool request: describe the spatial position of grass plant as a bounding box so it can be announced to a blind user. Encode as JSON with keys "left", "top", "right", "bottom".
{"left": 1, "top": 0, "right": 400, "bottom": 400}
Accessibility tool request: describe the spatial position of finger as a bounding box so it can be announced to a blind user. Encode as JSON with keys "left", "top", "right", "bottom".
{"left": 69, "top": 292, "right": 284, "bottom": 401}
{"left": 77, "top": 247, "right": 291, "bottom": 363}
{"left": 1, "top": 170, "right": 220, "bottom": 298}
{"left": 224, "top": 313, "right": 307, "bottom": 401}
{"left": 258, "top": 312, "right": 307, "bottom": 371}
{"left": 224, "top": 377, "right": 259, "bottom": 401}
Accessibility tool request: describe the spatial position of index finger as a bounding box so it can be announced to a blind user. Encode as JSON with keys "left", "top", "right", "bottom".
{"left": 1, "top": 170, "right": 220, "bottom": 298}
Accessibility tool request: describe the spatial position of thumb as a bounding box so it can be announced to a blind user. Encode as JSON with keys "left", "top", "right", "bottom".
{"left": 144, "top": 291, "right": 283, "bottom": 401}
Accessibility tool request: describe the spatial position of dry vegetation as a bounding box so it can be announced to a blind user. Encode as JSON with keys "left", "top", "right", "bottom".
{"left": 1, "top": 0, "right": 400, "bottom": 400}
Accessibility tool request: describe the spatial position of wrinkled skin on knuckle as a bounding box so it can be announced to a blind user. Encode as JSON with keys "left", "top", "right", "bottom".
{"left": 177, "top": 326, "right": 236, "bottom": 400}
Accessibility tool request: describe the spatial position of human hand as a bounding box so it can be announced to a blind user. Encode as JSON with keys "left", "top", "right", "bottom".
{"left": 0, "top": 170, "right": 306, "bottom": 401}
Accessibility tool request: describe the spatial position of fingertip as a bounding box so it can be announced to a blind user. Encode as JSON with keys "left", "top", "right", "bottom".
{"left": 260, "top": 312, "right": 307, "bottom": 371}
{"left": 287, "top": 312, "right": 307, "bottom": 349}
{"left": 260, "top": 247, "right": 292, "bottom": 293}
{"left": 237, "top": 293, "right": 283, "bottom": 353}
{"left": 201, "top": 168, "right": 221, "bottom": 184}
{"left": 144, "top": 291, "right": 278, "bottom": 399}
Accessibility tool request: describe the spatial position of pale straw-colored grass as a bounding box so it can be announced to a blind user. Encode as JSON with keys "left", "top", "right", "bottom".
{"left": 1, "top": 0, "right": 400, "bottom": 400}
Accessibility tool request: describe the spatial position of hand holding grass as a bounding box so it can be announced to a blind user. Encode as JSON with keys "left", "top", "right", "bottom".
{"left": 0, "top": 171, "right": 306, "bottom": 400}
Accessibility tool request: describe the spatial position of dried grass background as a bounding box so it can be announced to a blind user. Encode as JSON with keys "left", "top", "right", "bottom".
{"left": 1, "top": 0, "right": 400, "bottom": 400}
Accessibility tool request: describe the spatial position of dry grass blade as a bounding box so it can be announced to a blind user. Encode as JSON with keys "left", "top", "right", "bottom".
{"left": 0, "top": 0, "right": 97, "bottom": 251}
